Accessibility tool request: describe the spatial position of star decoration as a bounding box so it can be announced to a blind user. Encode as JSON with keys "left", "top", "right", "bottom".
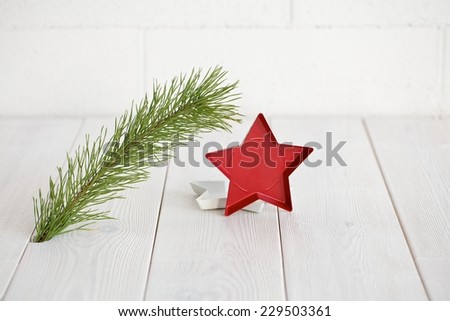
{"left": 206, "top": 113, "right": 313, "bottom": 216}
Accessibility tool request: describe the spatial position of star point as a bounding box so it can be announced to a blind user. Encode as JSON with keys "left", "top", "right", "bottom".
{"left": 206, "top": 114, "right": 313, "bottom": 216}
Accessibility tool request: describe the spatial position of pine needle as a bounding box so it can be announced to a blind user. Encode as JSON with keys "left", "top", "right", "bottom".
{"left": 33, "top": 66, "right": 242, "bottom": 242}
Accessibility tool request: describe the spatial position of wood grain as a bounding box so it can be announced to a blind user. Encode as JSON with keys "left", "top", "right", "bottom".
{"left": 272, "top": 117, "right": 428, "bottom": 300}
{"left": 4, "top": 116, "right": 447, "bottom": 300}
{"left": 0, "top": 119, "right": 82, "bottom": 299}
{"left": 5, "top": 118, "right": 168, "bottom": 300}
{"left": 366, "top": 118, "right": 450, "bottom": 300}
{"left": 145, "top": 117, "right": 285, "bottom": 300}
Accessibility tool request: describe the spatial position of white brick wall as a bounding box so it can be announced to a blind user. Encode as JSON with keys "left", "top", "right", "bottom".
{"left": 294, "top": 0, "right": 450, "bottom": 27}
{"left": 145, "top": 29, "right": 440, "bottom": 116}
{"left": 0, "top": 30, "right": 142, "bottom": 116}
{"left": 445, "top": 29, "right": 450, "bottom": 115}
{"left": 0, "top": 0, "right": 290, "bottom": 28}
{"left": 0, "top": 0, "right": 448, "bottom": 116}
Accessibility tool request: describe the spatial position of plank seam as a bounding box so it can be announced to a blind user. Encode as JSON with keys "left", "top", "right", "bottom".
{"left": 142, "top": 161, "right": 170, "bottom": 300}
{"left": 362, "top": 118, "right": 431, "bottom": 300}
{"left": 1, "top": 117, "right": 86, "bottom": 300}
{"left": 277, "top": 208, "right": 289, "bottom": 301}
{"left": 271, "top": 115, "right": 288, "bottom": 300}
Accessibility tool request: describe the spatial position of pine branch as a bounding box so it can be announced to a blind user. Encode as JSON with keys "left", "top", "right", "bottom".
{"left": 33, "top": 66, "right": 241, "bottom": 242}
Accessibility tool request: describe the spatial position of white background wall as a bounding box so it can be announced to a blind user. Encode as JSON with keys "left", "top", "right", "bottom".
{"left": 0, "top": 0, "right": 449, "bottom": 117}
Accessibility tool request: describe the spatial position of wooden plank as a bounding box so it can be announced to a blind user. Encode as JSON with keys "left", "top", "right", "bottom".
{"left": 0, "top": 118, "right": 82, "bottom": 299}
{"left": 366, "top": 118, "right": 450, "bottom": 300}
{"left": 272, "top": 117, "right": 428, "bottom": 300}
{"left": 5, "top": 118, "right": 168, "bottom": 300}
{"left": 145, "top": 117, "right": 285, "bottom": 300}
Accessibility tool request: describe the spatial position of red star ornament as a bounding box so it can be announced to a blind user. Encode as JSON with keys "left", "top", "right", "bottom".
{"left": 206, "top": 113, "right": 313, "bottom": 216}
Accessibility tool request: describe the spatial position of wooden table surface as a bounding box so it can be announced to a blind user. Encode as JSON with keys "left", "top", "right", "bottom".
{"left": 0, "top": 116, "right": 449, "bottom": 300}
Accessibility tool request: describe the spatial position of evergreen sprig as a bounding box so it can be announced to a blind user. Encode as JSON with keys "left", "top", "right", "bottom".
{"left": 33, "top": 66, "right": 241, "bottom": 242}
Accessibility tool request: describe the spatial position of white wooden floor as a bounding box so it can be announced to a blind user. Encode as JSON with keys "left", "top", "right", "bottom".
{"left": 0, "top": 116, "right": 449, "bottom": 301}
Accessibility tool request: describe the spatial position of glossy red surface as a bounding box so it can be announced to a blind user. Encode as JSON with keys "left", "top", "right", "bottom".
{"left": 206, "top": 113, "right": 313, "bottom": 216}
